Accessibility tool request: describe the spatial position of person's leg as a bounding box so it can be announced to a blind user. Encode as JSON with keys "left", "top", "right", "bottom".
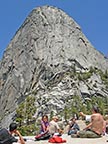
{"left": 78, "top": 130, "right": 87, "bottom": 138}
{"left": 68, "top": 130, "right": 77, "bottom": 135}
{"left": 78, "top": 130, "right": 101, "bottom": 138}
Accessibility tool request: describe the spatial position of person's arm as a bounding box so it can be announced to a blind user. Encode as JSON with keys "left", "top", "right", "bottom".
{"left": 58, "top": 129, "right": 64, "bottom": 134}
{"left": 68, "top": 121, "right": 72, "bottom": 130}
{"left": 41, "top": 121, "right": 46, "bottom": 132}
{"left": 54, "top": 122, "right": 63, "bottom": 134}
{"left": 83, "top": 122, "right": 92, "bottom": 130}
{"left": 80, "top": 112, "right": 86, "bottom": 117}
{"left": 46, "top": 124, "right": 49, "bottom": 131}
{"left": 14, "top": 130, "right": 25, "bottom": 144}
{"left": 80, "top": 112, "right": 91, "bottom": 122}
{"left": 73, "top": 123, "right": 80, "bottom": 130}
{"left": 41, "top": 121, "right": 49, "bottom": 132}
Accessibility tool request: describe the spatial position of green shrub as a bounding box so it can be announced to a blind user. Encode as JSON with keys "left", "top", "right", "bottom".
{"left": 16, "top": 95, "right": 37, "bottom": 135}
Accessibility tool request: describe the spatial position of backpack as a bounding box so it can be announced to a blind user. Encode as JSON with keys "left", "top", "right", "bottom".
{"left": 48, "top": 135, "right": 66, "bottom": 143}
{"left": 0, "top": 128, "right": 18, "bottom": 144}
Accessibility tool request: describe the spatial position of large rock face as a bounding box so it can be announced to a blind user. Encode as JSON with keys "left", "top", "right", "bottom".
{"left": 0, "top": 6, "right": 108, "bottom": 128}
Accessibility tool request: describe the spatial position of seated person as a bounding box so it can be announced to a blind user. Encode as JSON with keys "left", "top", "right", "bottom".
{"left": 9, "top": 122, "right": 25, "bottom": 144}
{"left": 49, "top": 116, "right": 63, "bottom": 136}
{"left": 40, "top": 115, "right": 49, "bottom": 134}
{"left": 71, "top": 106, "right": 104, "bottom": 138}
{"left": 80, "top": 111, "right": 106, "bottom": 135}
{"left": 68, "top": 117, "right": 80, "bottom": 135}
{"left": 35, "top": 115, "right": 50, "bottom": 141}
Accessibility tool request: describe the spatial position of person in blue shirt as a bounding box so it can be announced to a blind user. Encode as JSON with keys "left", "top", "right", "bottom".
{"left": 68, "top": 117, "right": 80, "bottom": 135}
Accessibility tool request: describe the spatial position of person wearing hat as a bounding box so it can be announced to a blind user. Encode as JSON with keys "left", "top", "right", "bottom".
{"left": 9, "top": 122, "right": 25, "bottom": 144}
{"left": 48, "top": 116, "right": 63, "bottom": 136}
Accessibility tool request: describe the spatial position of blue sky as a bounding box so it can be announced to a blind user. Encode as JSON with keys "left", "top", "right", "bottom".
{"left": 0, "top": 0, "right": 108, "bottom": 59}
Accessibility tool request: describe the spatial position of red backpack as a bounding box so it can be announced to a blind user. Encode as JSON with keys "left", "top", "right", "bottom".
{"left": 48, "top": 135, "right": 66, "bottom": 143}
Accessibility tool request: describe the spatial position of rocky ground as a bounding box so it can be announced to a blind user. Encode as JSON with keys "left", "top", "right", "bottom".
{"left": 13, "top": 120, "right": 108, "bottom": 144}
{"left": 15, "top": 134, "right": 108, "bottom": 144}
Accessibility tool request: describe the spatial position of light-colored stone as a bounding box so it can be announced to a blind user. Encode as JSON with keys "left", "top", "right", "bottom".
{"left": 14, "top": 134, "right": 108, "bottom": 144}
{"left": 0, "top": 5, "right": 108, "bottom": 128}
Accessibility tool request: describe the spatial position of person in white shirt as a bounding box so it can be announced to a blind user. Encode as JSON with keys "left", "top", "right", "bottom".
{"left": 49, "top": 116, "right": 63, "bottom": 136}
